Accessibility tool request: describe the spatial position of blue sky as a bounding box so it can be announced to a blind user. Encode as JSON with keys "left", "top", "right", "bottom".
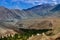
{"left": 0, "top": 0, "right": 60, "bottom": 10}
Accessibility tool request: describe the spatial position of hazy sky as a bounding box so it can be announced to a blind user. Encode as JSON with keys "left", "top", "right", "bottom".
{"left": 0, "top": 0, "right": 60, "bottom": 9}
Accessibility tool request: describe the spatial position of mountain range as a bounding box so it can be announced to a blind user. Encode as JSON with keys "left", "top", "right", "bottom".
{"left": 0, "top": 4, "right": 60, "bottom": 21}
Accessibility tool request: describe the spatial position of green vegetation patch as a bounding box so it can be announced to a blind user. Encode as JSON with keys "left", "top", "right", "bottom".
{"left": 0, "top": 29, "right": 52, "bottom": 40}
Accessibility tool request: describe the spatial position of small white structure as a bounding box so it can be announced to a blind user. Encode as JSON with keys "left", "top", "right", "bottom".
{"left": 37, "top": 33, "right": 40, "bottom": 35}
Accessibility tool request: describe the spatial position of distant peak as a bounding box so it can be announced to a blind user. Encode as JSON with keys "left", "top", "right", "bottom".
{"left": 0, "top": 6, "right": 6, "bottom": 8}
{"left": 24, "top": 4, "right": 53, "bottom": 10}
{"left": 0, "top": 6, "right": 8, "bottom": 10}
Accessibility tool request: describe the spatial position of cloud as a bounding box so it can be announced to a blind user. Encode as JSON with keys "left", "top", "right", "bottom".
{"left": 1, "top": 0, "right": 60, "bottom": 6}
{"left": 13, "top": 5, "right": 21, "bottom": 9}
{"left": 0, "top": 0, "right": 60, "bottom": 9}
{"left": 11, "top": 0, "right": 44, "bottom": 5}
{"left": 6, "top": 0, "right": 59, "bottom": 9}
{"left": 11, "top": 0, "right": 59, "bottom": 5}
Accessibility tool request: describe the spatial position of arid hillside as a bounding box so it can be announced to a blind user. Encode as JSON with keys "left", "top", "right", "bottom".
{"left": 27, "top": 33, "right": 60, "bottom": 40}
{"left": 17, "top": 18, "right": 60, "bottom": 29}
{"left": 0, "top": 18, "right": 60, "bottom": 40}
{"left": 17, "top": 18, "right": 60, "bottom": 34}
